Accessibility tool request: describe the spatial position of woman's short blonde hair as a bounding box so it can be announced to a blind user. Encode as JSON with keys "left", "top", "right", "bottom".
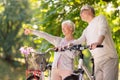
{"left": 62, "top": 20, "right": 75, "bottom": 33}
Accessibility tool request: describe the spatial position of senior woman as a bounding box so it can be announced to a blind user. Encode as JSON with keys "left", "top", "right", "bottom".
{"left": 24, "top": 20, "right": 78, "bottom": 80}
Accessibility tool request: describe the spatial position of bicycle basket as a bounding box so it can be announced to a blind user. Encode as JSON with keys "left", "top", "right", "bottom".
{"left": 25, "top": 52, "right": 48, "bottom": 71}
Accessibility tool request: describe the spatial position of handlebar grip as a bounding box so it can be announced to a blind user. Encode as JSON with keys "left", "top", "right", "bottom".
{"left": 96, "top": 45, "right": 103, "bottom": 47}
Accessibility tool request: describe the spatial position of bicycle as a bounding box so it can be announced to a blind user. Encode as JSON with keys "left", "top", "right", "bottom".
{"left": 61, "top": 44, "right": 103, "bottom": 80}
{"left": 25, "top": 48, "right": 54, "bottom": 80}
{"left": 25, "top": 44, "right": 103, "bottom": 80}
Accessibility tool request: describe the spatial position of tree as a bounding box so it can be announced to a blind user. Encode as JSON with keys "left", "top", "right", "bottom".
{"left": 0, "top": 0, "right": 31, "bottom": 62}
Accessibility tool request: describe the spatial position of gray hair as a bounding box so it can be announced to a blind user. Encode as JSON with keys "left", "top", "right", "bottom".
{"left": 62, "top": 20, "right": 75, "bottom": 33}
{"left": 81, "top": 4, "right": 95, "bottom": 15}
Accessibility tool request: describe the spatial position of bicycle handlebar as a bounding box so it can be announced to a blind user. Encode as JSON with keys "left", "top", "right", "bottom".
{"left": 67, "top": 44, "right": 103, "bottom": 51}
{"left": 35, "top": 44, "right": 103, "bottom": 53}
{"left": 55, "top": 44, "right": 103, "bottom": 52}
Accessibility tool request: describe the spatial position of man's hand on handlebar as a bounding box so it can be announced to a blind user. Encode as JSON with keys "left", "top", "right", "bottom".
{"left": 90, "top": 42, "right": 101, "bottom": 50}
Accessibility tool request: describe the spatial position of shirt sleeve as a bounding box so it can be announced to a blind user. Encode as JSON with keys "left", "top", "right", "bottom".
{"left": 72, "top": 29, "right": 86, "bottom": 45}
{"left": 98, "top": 15, "right": 108, "bottom": 36}
{"left": 32, "top": 30, "right": 62, "bottom": 47}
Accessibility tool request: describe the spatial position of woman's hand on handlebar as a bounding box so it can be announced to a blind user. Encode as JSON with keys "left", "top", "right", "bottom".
{"left": 54, "top": 46, "right": 68, "bottom": 52}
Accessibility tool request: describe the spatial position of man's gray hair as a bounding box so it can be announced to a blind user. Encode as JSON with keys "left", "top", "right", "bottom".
{"left": 81, "top": 4, "right": 95, "bottom": 15}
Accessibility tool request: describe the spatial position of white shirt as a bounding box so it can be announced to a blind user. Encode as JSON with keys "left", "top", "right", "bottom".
{"left": 73, "top": 15, "right": 118, "bottom": 60}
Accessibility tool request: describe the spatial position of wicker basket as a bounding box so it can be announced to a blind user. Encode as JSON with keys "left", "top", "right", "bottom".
{"left": 24, "top": 52, "right": 47, "bottom": 71}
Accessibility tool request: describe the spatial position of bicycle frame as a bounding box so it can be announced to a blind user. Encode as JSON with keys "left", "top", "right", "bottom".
{"left": 64, "top": 44, "right": 103, "bottom": 80}
{"left": 78, "top": 51, "right": 95, "bottom": 80}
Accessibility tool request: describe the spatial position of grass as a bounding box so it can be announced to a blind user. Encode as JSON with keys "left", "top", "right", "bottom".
{"left": 0, "top": 59, "right": 50, "bottom": 80}
{"left": 0, "top": 59, "right": 26, "bottom": 80}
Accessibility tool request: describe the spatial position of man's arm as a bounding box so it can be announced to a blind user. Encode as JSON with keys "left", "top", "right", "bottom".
{"left": 72, "top": 29, "right": 86, "bottom": 45}
{"left": 90, "top": 34, "right": 105, "bottom": 50}
{"left": 90, "top": 15, "right": 108, "bottom": 50}
{"left": 90, "top": 35, "right": 105, "bottom": 50}
{"left": 97, "top": 35, "right": 105, "bottom": 44}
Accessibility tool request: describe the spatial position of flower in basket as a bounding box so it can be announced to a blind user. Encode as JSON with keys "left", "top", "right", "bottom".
{"left": 19, "top": 46, "right": 35, "bottom": 56}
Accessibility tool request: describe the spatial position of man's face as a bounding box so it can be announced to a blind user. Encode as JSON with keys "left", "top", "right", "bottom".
{"left": 80, "top": 9, "right": 91, "bottom": 21}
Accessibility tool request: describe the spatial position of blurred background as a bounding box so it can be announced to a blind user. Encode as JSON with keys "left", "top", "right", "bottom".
{"left": 0, "top": 0, "right": 120, "bottom": 80}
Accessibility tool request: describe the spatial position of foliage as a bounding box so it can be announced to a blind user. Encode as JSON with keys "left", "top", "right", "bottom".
{"left": 0, "top": 0, "right": 31, "bottom": 61}
{"left": 0, "top": 0, "right": 119, "bottom": 79}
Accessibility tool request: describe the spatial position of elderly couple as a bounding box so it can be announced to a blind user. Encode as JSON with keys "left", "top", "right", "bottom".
{"left": 24, "top": 4, "right": 118, "bottom": 80}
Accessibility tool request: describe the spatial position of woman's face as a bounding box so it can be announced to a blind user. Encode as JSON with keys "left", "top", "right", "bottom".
{"left": 62, "top": 24, "right": 73, "bottom": 36}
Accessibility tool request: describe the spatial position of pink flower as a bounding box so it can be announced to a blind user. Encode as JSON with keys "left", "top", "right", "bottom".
{"left": 19, "top": 46, "right": 35, "bottom": 55}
